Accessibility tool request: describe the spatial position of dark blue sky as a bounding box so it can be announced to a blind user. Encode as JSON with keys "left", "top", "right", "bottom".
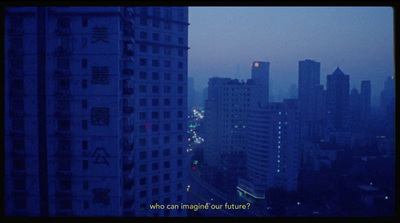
{"left": 188, "top": 6, "right": 394, "bottom": 105}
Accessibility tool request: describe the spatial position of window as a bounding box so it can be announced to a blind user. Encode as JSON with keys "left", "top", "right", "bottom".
{"left": 177, "top": 111, "right": 183, "bottom": 118}
{"left": 14, "top": 198, "right": 27, "bottom": 210}
{"left": 83, "top": 160, "right": 88, "bottom": 170}
{"left": 57, "top": 78, "right": 70, "bottom": 90}
{"left": 60, "top": 199, "right": 72, "bottom": 210}
{"left": 151, "top": 112, "right": 158, "bottom": 119}
{"left": 178, "top": 74, "right": 183, "bottom": 81}
{"left": 164, "top": 136, "right": 170, "bottom": 144}
{"left": 140, "top": 85, "right": 146, "bottom": 93}
{"left": 13, "top": 179, "right": 26, "bottom": 190}
{"left": 139, "top": 151, "right": 147, "bottom": 159}
{"left": 139, "top": 99, "right": 146, "bottom": 107}
{"left": 177, "top": 159, "right": 182, "bottom": 167}
{"left": 152, "top": 99, "right": 159, "bottom": 106}
{"left": 140, "top": 190, "right": 147, "bottom": 198}
{"left": 60, "top": 180, "right": 71, "bottom": 190}
{"left": 152, "top": 175, "right": 159, "bottom": 183}
{"left": 152, "top": 150, "right": 159, "bottom": 158}
{"left": 164, "top": 73, "right": 171, "bottom": 81}
{"left": 84, "top": 200, "right": 89, "bottom": 209}
{"left": 139, "top": 138, "right": 146, "bottom": 146}
{"left": 177, "top": 98, "right": 183, "bottom": 106}
{"left": 139, "top": 72, "right": 147, "bottom": 80}
{"left": 139, "top": 44, "right": 147, "bottom": 52}
{"left": 178, "top": 62, "right": 184, "bottom": 69}
{"left": 178, "top": 37, "right": 183, "bottom": 44}
{"left": 152, "top": 86, "right": 159, "bottom": 93}
{"left": 82, "top": 79, "right": 87, "bottom": 89}
{"left": 57, "top": 100, "right": 70, "bottom": 111}
{"left": 177, "top": 123, "right": 183, "bottom": 130}
{"left": 82, "top": 140, "right": 88, "bottom": 150}
{"left": 12, "top": 139, "right": 25, "bottom": 151}
{"left": 140, "top": 112, "right": 146, "bottom": 120}
{"left": 139, "top": 164, "right": 147, "bottom": 173}
{"left": 152, "top": 188, "right": 159, "bottom": 195}
{"left": 83, "top": 180, "right": 89, "bottom": 189}
{"left": 152, "top": 124, "right": 159, "bottom": 132}
{"left": 152, "top": 45, "right": 160, "bottom": 54}
{"left": 163, "top": 149, "right": 170, "bottom": 156}
{"left": 164, "top": 47, "right": 171, "bottom": 56}
{"left": 164, "top": 60, "right": 171, "bottom": 68}
{"left": 140, "top": 177, "right": 146, "bottom": 185}
{"left": 151, "top": 72, "right": 159, "bottom": 80}
{"left": 82, "top": 17, "right": 88, "bottom": 27}
{"left": 152, "top": 163, "right": 159, "bottom": 171}
{"left": 164, "top": 35, "right": 171, "bottom": 43}
{"left": 57, "top": 18, "right": 70, "bottom": 29}
{"left": 178, "top": 49, "right": 183, "bottom": 57}
{"left": 163, "top": 123, "right": 170, "bottom": 131}
{"left": 164, "top": 86, "right": 171, "bottom": 93}
{"left": 152, "top": 19, "right": 160, "bottom": 28}
{"left": 152, "top": 33, "right": 159, "bottom": 41}
{"left": 57, "top": 58, "right": 70, "bottom": 69}
{"left": 164, "top": 99, "right": 170, "bottom": 106}
{"left": 140, "top": 18, "right": 147, "bottom": 26}
{"left": 139, "top": 31, "right": 147, "bottom": 39}
{"left": 139, "top": 58, "right": 147, "bottom": 66}
{"left": 152, "top": 59, "right": 159, "bottom": 67}
{"left": 82, "top": 58, "right": 87, "bottom": 68}
{"left": 163, "top": 111, "right": 170, "bottom": 118}
{"left": 82, "top": 120, "right": 88, "bottom": 130}
{"left": 163, "top": 174, "right": 170, "bottom": 181}
{"left": 82, "top": 100, "right": 87, "bottom": 109}
{"left": 177, "top": 86, "right": 183, "bottom": 94}
{"left": 57, "top": 120, "right": 70, "bottom": 131}
{"left": 152, "top": 137, "right": 159, "bottom": 145}
{"left": 177, "top": 171, "right": 183, "bottom": 178}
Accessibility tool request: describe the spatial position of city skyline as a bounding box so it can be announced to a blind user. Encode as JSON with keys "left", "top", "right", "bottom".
{"left": 188, "top": 6, "right": 394, "bottom": 105}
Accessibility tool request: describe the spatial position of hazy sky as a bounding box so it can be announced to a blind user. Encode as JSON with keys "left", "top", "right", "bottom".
{"left": 188, "top": 6, "right": 394, "bottom": 105}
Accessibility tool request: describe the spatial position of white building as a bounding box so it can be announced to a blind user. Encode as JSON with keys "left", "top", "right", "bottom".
{"left": 238, "top": 99, "right": 300, "bottom": 200}
{"left": 5, "top": 6, "right": 189, "bottom": 217}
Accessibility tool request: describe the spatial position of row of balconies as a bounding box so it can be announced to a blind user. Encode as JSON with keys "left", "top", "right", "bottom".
{"left": 8, "top": 28, "right": 24, "bottom": 36}
{"left": 8, "top": 49, "right": 24, "bottom": 57}
{"left": 55, "top": 28, "right": 71, "bottom": 36}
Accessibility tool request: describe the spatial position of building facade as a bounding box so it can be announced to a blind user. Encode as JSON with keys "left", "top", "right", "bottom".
{"left": 204, "top": 77, "right": 255, "bottom": 193}
{"left": 325, "top": 67, "right": 350, "bottom": 136}
{"left": 251, "top": 61, "right": 270, "bottom": 106}
{"left": 5, "top": 6, "right": 189, "bottom": 217}
{"left": 237, "top": 99, "right": 300, "bottom": 200}
{"left": 298, "top": 59, "right": 325, "bottom": 141}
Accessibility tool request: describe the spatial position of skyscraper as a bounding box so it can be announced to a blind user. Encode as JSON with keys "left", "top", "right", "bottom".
{"left": 326, "top": 67, "right": 350, "bottom": 134}
{"left": 204, "top": 77, "right": 255, "bottom": 193}
{"left": 360, "top": 80, "right": 371, "bottom": 121}
{"left": 298, "top": 59, "right": 325, "bottom": 141}
{"left": 5, "top": 6, "right": 189, "bottom": 217}
{"left": 251, "top": 61, "right": 270, "bottom": 106}
{"left": 237, "top": 99, "right": 300, "bottom": 200}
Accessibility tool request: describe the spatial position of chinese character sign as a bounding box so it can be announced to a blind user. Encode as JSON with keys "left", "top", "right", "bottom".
{"left": 91, "top": 66, "right": 109, "bottom": 85}
{"left": 91, "top": 107, "right": 109, "bottom": 126}
{"left": 91, "top": 26, "right": 109, "bottom": 43}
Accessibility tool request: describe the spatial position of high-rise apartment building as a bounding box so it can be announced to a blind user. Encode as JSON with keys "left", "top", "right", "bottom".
{"left": 237, "top": 99, "right": 300, "bottom": 200}
{"left": 326, "top": 67, "right": 350, "bottom": 134}
{"left": 5, "top": 6, "right": 189, "bottom": 217}
{"left": 251, "top": 61, "right": 270, "bottom": 106}
{"left": 360, "top": 80, "right": 371, "bottom": 121}
{"left": 298, "top": 59, "right": 325, "bottom": 141}
{"left": 204, "top": 77, "right": 255, "bottom": 193}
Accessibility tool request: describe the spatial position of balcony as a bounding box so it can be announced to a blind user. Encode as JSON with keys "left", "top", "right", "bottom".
{"left": 55, "top": 130, "right": 71, "bottom": 138}
{"left": 123, "top": 178, "right": 134, "bottom": 190}
{"left": 55, "top": 189, "right": 72, "bottom": 197}
{"left": 55, "top": 89, "right": 71, "bottom": 97}
{"left": 55, "top": 150, "right": 72, "bottom": 157}
{"left": 8, "top": 49, "right": 24, "bottom": 57}
{"left": 123, "top": 124, "right": 134, "bottom": 133}
{"left": 123, "top": 195, "right": 134, "bottom": 208}
{"left": 56, "top": 170, "right": 72, "bottom": 178}
{"left": 123, "top": 106, "right": 134, "bottom": 114}
{"left": 123, "top": 162, "right": 134, "bottom": 173}
{"left": 10, "top": 130, "right": 25, "bottom": 138}
{"left": 54, "top": 68, "right": 70, "bottom": 76}
{"left": 55, "top": 28, "right": 71, "bottom": 36}
{"left": 12, "top": 189, "right": 28, "bottom": 196}
{"left": 9, "top": 88, "right": 24, "bottom": 96}
{"left": 55, "top": 110, "right": 70, "bottom": 118}
{"left": 122, "top": 68, "right": 134, "bottom": 76}
{"left": 11, "top": 170, "right": 27, "bottom": 176}
{"left": 9, "top": 110, "right": 25, "bottom": 117}
{"left": 8, "top": 28, "right": 24, "bottom": 36}
{"left": 123, "top": 49, "right": 134, "bottom": 57}
{"left": 55, "top": 46, "right": 72, "bottom": 56}
{"left": 10, "top": 149, "right": 26, "bottom": 157}
{"left": 9, "top": 69, "right": 24, "bottom": 77}
{"left": 123, "top": 86, "right": 134, "bottom": 95}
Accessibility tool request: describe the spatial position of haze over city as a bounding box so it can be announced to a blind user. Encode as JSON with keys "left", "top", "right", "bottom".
{"left": 188, "top": 6, "right": 394, "bottom": 105}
